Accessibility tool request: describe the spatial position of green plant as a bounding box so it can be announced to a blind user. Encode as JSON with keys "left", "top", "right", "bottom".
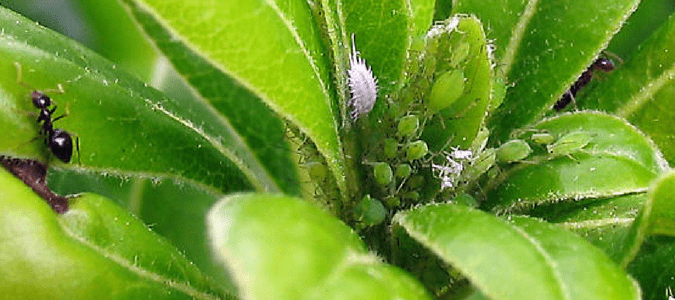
{"left": 1, "top": 0, "right": 675, "bottom": 299}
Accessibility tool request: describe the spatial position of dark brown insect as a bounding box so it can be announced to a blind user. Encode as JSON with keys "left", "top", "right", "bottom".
{"left": 0, "top": 156, "right": 69, "bottom": 213}
{"left": 554, "top": 58, "right": 615, "bottom": 110}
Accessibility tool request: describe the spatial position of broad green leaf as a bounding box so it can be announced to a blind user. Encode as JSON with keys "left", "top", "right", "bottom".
{"left": 48, "top": 169, "right": 238, "bottom": 293}
{"left": 0, "top": 7, "right": 288, "bottom": 194}
{"left": 421, "top": 16, "right": 492, "bottom": 150}
{"left": 0, "top": 167, "right": 229, "bottom": 299}
{"left": 643, "top": 170, "right": 675, "bottom": 236}
{"left": 207, "top": 193, "right": 432, "bottom": 300}
{"left": 392, "top": 203, "right": 641, "bottom": 300}
{"left": 343, "top": 0, "right": 410, "bottom": 99}
{"left": 535, "top": 193, "right": 645, "bottom": 264}
{"left": 605, "top": 0, "right": 675, "bottom": 61}
{"left": 482, "top": 111, "right": 667, "bottom": 213}
{"left": 539, "top": 170, "right": 675, "bottom": 267}
{"left": 121, "top": 0, "right": 346, "bottom": 193}
{"left": 525, "top": 112, "right": 669, "bottom": 174}
{"left": 120, "top": 0, "right": 301, "bottom": 195}
{"left": 71, "top": 0, "right": 159, "bottom": 80}
{"left": 453, "top": 0, "right": 641, "bottom": 141}
{"left": 627, "top": 236, "right": 675, "bottom": 300}
{"left": 581, "top": 14, "right": 675, "bottom": 165}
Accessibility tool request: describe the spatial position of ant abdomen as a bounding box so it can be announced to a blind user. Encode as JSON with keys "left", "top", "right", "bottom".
{"left": 49, "top": 129, "right": 74, "bottom": 163}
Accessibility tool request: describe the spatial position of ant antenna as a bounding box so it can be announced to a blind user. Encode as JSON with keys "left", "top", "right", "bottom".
{"left": 14, "top": 62, "right": 65, "bottom": 95}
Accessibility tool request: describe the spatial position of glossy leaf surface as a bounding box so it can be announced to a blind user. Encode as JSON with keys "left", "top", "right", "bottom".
{"left": 0, "top": 167, "right": 229, "bottom": 299}
{"left": 482, "top": 111, "right": 668, "bottom": 213}
{"left": 581, "top": 14, "right": 675, "bottom": 165}
{"left": 122, "top": 0, "right": 346, "bottom": 193}
{"left": 453, "top": 0, "right": 641, "bottom": 141}
{"left": 0, "top": 7, "right": 292, "bottom": 194}
{"left": 207, "top": 193, "right": 432, "bottom": 300}
{"left": 392, "top": 203, "right": 641, "bottom": 300}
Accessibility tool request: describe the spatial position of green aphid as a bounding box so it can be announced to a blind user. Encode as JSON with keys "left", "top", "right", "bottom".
{"left": 305, "top": 162, "right": 327, "bottom": 182}
{"left": 471, "top": 127, "right": 490, "bottom": 152}
{"left": 403, "top": 191, "right": 420, "bottom": 201}
{"left": 395, "top": 164, "right": 412, "bottom": 178}
{"left": 373, "top": 162, "right": 393, "bottom": 186}
{"left": 453, "top": 193, "right": 478, "bottom": 207}
{"left": 384, "top": 138, "right": 399, "bottom": 159}
{"left": 464, "top": 148, "right": 496, "bottom": 180}
{"left": 489, "top": 77, "right": 508, "bottom": 111}
{"left": 496, "top": 139, "right": 532, "bottom": 163}
{"left": 397, "top": 115, "right": 419, "bottom": 137}
{"left": 384, "top": 196, "right": 400, "bottom": 208}
{"left": 530, "top": 133, "right": 556, "bottom": 145}
{"left": 449, "top": 42, "right": 471, "bottom": 68}
{"left": 427, "top": 69, "right": 465, "bottom": 113}
{"left": 547, "top": 131, "right": 594, "bottom": 157}
{"left": 354, "top": 195, "right": 387, "bottom": 226}
{"left": 406, "top": 140, "right": 429, "bottom": 161}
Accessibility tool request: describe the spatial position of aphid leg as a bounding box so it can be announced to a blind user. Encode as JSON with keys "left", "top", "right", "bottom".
{"left": 74, "top": 135, "right": 81, "bottom": 166}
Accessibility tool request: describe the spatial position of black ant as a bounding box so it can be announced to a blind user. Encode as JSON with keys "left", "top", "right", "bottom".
{"left": 15, "top": 62, "right": 79, "bottom": 164}
{"left": 554, "top": 57, "right": 616, "bottom": 110}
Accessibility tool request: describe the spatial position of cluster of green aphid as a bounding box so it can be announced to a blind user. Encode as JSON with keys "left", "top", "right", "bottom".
{"left": 350, "top": 22, "right": 599, "bottom": 227}
{"left": 353, "top": 19, "right": 493, "bottom": 227}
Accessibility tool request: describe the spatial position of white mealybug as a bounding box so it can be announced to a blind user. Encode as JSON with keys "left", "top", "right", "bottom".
{"left": 348, "top": 34, "right": 378, "bottom": 119}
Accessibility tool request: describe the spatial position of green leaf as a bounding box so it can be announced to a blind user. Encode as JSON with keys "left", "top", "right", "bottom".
{"left": 536, "top": 170, "right": 675, "bottom": 268}
{"left": 48, "top": 168, "right": 239, "bottom": 293}
{"left": 627, "top": 236, "right": 675, "bottom": 300}
{"left": 605, "top": 0, "right": 675, "bottom": 61}
{"left": 453, "top": 0, "right": 641, "bottom": 141}
{"left": 392, "top": 203, "right": 641, "bottom": 300}
{"left": 409, "top": 0, "right": 436, "bottom": 38}
{"left": 70, "top": 0, "right": 159, "bottom": 81}
{"left": 119, "top": 0, "right": 301, "bottom": 195}
{"left": 207, "top": 193, "right": 432, "bottom": 300}
{"left": 581, "top": 14, "right": 675, "bottom": 165}
{"left": 482, "top": 111, "right": 667, "bottom": 213}
{"left": 343, "top": 0, "right": 410, "bottom": 98}
{"left": 0, "top": 167, "right": 229, "bottom": 299}
{"left": 121, "top": 0, "right": 346, "bottom": 193}
{"left": 642, "top": 170, "right": 675, "bottom": 236}
{"left": 0, "top": 6, "right": 292, "bottom": 194}
{"left": 532, "top": 193, "right": 644, "bottom": 265}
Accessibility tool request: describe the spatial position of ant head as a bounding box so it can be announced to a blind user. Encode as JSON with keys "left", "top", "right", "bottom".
{"left": 593, "top": 58, "right": 615, "bottom": 72}
{"left": 49, "top": 129, "right": 73, "bottom": 163}
{"left": 31, "top": 90, "right": 51, "bottom": 109}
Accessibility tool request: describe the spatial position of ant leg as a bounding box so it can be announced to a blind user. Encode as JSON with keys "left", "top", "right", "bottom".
{"left": 51, "top": 103, "right": 71, "bottom": 124}
{"left": 569, "top": 92, "right": 579, "bottom": 111}
{"left": 76, "top": 136, "right": 81, "bottom": 165}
